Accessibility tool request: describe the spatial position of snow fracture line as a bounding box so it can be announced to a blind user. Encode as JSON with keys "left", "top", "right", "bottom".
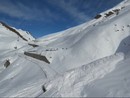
{"left": 28, "top": 43, "right": 39, "bottom": 47}
{"left": 24, "top": 52, "right": 50, "bottom": 64}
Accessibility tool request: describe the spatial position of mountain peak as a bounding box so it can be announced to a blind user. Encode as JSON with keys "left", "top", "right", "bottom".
{"left": 0, "top": 21, "right": 34, "bottom": 41}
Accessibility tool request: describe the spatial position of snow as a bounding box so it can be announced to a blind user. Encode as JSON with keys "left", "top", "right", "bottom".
{"left": 40, "top": 53, "right": 124, "bottom": 97}
{"left": 0, "top": 0, "right": 130, "bottom": 97}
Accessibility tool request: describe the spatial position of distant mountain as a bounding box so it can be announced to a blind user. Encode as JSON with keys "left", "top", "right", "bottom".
{"left": 0, "top": 0, "right": 130, "bottom": 97}
{"left": 0, "top": 21, "right": 34, "bottom": 50}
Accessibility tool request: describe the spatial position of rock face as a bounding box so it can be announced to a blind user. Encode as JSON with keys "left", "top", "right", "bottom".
{"left": 94, "top": 14, "right": 102, "bottom": 19}
{"left": 4, "top": 60, "right": 10, "bottom": 68}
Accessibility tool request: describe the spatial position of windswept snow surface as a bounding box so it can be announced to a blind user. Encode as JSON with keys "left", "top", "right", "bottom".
{"left": 0, "top": 0, "right": 130, "bottom": 97}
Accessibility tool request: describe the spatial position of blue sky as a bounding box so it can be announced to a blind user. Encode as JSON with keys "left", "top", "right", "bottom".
{"left": 0, "top": 0, "right": 123, "bottom": 38}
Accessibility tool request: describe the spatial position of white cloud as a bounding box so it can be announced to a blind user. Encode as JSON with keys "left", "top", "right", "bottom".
{"left": 47, "top": 0, "right": 90, "bottom": 23}
{"left": 0, "top": 0, "right": 90, "bottom": 23}
{"left": 0, "top": 0, "right": 58, "bottom": 22}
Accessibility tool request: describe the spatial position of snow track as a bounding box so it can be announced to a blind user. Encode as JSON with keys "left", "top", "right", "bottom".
{"left": 41, "top": 53, "right": 124, "bottom": 97}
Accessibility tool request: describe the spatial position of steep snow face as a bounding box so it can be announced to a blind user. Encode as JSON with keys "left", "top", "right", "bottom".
{"left": 0, "top": 0, "right": 130, "bottom": 97}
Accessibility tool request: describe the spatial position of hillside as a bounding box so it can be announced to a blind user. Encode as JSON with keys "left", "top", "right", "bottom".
{"left": 0, "top": 0, "right": 130, "bottom": 97}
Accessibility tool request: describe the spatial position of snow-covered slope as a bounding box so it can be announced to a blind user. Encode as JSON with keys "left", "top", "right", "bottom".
{"left": 0, "top": 0, "right": 130, "bottom": 97}
{"left": 36, "top": 0, "right": 130, "bottom": 70}
{"left": 0, "top": 22, "right": 34, "bottom": 50}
